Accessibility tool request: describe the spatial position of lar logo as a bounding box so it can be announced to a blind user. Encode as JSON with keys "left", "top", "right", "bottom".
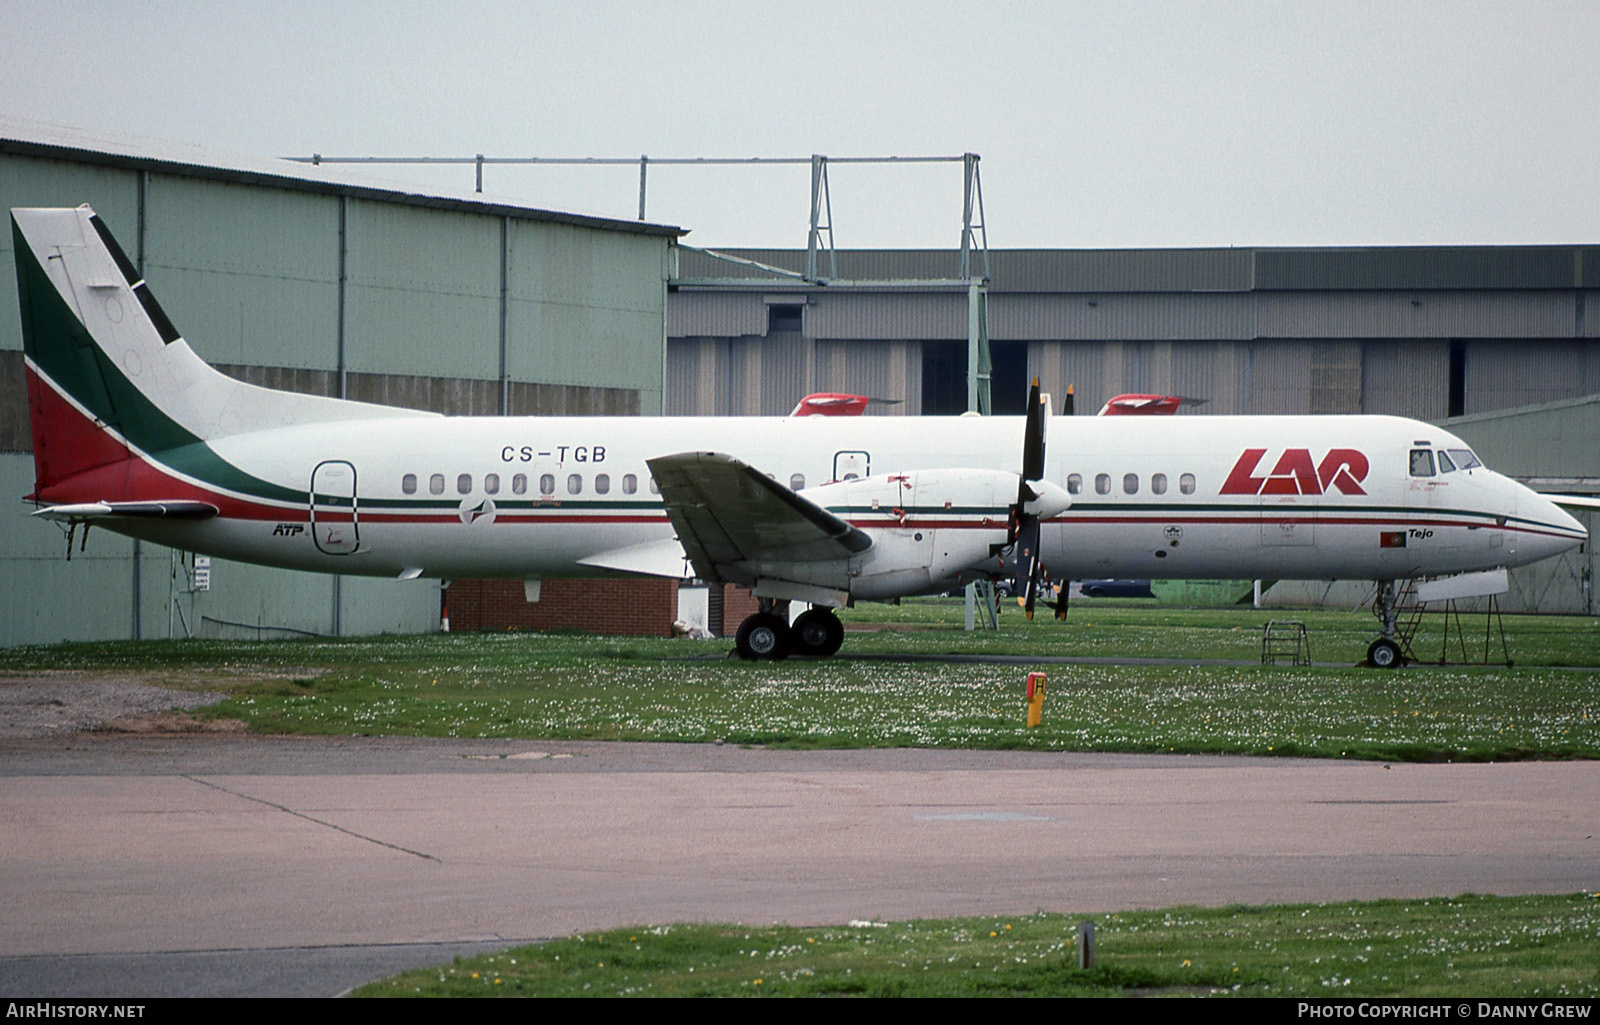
{"left": 1220, "top": 448, "right": 1369, "bottom": 496}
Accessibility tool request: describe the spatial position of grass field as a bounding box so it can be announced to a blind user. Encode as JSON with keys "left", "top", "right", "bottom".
{"left": 354, "top": 893, "right": 1600, "bottom": 998}
{"left": 7, "top": 602, "right": 1596, "bottom": 998}
{"left": 3, "top": 602, "right": 1596, "bottom": 761}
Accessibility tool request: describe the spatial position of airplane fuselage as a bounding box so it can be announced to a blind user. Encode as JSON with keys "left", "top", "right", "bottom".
{"left": 73, "top": 408, "right": 1578, "bottom": 589}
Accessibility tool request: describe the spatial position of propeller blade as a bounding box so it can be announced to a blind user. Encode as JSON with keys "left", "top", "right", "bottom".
{"left": 1012, "top": 517, "right": 1042, "bottom": 619}
{"left": 1003, "top": 377, "right": 1051, "bottom": 620}
{"left": 1020, "top": 377, "right": 1045, "bottom": 486}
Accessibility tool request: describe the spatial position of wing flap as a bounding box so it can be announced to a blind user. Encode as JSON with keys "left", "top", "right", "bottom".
{"left": 645, "top": 451, "right": 870, "bottom": 583}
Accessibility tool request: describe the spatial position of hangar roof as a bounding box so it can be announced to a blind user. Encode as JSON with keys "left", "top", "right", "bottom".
{"left": 678, "top": 244, "right": 1600, "bottom": 292}
{"left": 0, "top": 115, "right": 686, "bottom": 239}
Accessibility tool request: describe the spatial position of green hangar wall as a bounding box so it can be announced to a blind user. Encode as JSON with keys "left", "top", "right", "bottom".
{"left": 0, "top": 121, "right": 681, "bottom": 646}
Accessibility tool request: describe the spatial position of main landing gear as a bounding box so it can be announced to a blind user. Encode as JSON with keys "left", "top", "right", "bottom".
{"left": 733, "top": 601, "right": 845, "bottom": 660}
{"left": 1366, "top": 580, "right": 1407, "bottom": 669}
{"left": 792, "top": 607, "right": 845, "bottom": 657}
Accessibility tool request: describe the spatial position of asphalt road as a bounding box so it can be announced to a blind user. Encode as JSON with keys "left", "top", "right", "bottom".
{"left": 2, "top": 735, "right": 1596, "bottom": 997}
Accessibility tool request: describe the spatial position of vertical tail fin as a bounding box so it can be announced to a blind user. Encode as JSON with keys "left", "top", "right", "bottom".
{"left": 14, "top": 205, "right": 221, "bottom": 499}
{"left": 12, "top": 204, "right": 433, "bottom": 505}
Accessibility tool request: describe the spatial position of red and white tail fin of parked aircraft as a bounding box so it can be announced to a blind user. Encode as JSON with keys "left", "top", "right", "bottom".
{"left": 13, "top": 206, "right": 1589, "bottom": 663}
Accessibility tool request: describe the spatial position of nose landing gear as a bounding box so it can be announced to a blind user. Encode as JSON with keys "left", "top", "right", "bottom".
{"left": 1366, "top": 580, "right": 1410, "bottom": 669}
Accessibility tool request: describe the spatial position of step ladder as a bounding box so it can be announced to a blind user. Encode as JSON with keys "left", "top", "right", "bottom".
{"left": 1261, "top": 619, "right": 1311, "bottom": 666}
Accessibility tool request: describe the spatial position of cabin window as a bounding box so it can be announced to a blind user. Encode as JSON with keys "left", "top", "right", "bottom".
{"left": 401, "top": 473, "right": 418, "bottom": 495}
{"left": 456, "top": 473, "right": 472, "bottom": 494}
{"left": 567, "top": 473, "right": 583, "bottom": 495}
{"left": 1436, "top": 451, "right": 1457, "bottom": 473}
{"left": 1410, "top": 449, "right": 1436, "bottom": 477}
{"left": 1448, "top": 448, "right": 1482, "bottom": 470}
{"left": 1179, "top": 473, "right": 1196, "bottom": 495}
{"left": 1123, "top": 473, "right": 1139, "bottom": 495}
{"left": 1066, "top": 473, "right": 1082, "bottom": 495}
{"left": 512, "top": 473, "right": 527, "bottom": 495}
{"left": 649, "top": 477, "right": 660, "bottom": 495}
{"left": 429, "top": 473, "right": 445, "bottom": 495}
{"left": 594, "top": 473, "right": 610, "bottom": 495}
{"left": 539, "top": 473, "right": 555, "bottom": 495}
{"left": 484, "top": 473, "right": 500, "bottom": 495}
{"left": 622, "top": 473, "right": 638, "bottom": 495}
{"left": 1151, "top": 473, "right": 1167, "bottom": 495}
{"left": 790, "top": 473, "right": 806, "bottom": 491}
{"left": 1094, "top": 473, "right": 1111, "bottom": 495}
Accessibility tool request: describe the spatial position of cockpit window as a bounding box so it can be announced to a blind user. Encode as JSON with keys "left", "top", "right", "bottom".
{"left": 1409, "top": 449, "right": 1436, "bottom": 477}
{"left": 1436, "top": 450, "right": 1457, "bottom": 473}
{"left": 1448, "top": 448, "right": 1483, "bottom": 470}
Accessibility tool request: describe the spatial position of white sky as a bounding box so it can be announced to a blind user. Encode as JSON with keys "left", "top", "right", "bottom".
{"left": 4, "top": 0, "right": 1599, "bottom": 250}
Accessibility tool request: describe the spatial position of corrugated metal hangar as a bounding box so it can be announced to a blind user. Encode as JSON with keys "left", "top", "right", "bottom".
{"left": 668, "top": 246, "right": 1600, "bottom": 419}
{"left": 2, "top": 120, "right": 1594, "bottom": 645}
{"left": 1, "top": 118, "right": 681, "bottom": 646}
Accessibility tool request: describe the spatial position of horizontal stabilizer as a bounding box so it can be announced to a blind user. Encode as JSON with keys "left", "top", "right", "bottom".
{"left": 33, "top": 500, "right": 219, "bottom": 521}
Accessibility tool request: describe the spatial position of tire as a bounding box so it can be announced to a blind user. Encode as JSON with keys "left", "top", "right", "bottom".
{"left": 1367, "top": 638, "right": 1403, "bottom": 669}
{"left": 792, "top": 608, "right": 844, "bottom": 658}
{"left": 735, "top": 613, "right": 792, "bottom": 661}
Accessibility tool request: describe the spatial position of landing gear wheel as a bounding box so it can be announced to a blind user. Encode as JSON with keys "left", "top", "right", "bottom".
{"left": 1367, "top": 638, "right": 1403, "bottom": 669}
{"left": 735, "top": 613, "right": 792, "bottom": 661}
{"left": 792, "top": 608, "right": 844, "bottom": 658}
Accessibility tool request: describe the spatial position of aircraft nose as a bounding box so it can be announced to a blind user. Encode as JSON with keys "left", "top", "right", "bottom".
{"left": 1515, "top": 484, "right": 1588, "bottom": 562}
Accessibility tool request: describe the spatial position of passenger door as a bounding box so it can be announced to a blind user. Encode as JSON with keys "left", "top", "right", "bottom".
{"left": 310, "top": 460, "right": 360, "bottom": 555}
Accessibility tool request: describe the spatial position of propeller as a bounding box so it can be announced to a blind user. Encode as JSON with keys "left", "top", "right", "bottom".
{"left": 1008, "top": 378, "right": 1049, "bottom": 620}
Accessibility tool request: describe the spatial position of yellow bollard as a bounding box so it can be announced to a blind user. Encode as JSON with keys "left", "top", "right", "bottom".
{"left": 1025, "top": 671, "right": 1047, "bottom": 727}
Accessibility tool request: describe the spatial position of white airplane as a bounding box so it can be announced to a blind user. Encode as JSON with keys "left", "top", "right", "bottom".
{"left": 12, "top": 206, "right": 1591, "bottom": 666}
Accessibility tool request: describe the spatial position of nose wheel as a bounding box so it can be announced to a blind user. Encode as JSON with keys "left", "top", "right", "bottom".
{"left": 1366, "top": 637, "right": 1403, "bottom": 669}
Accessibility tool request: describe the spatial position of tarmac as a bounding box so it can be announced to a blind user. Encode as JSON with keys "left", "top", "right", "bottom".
{"left": 2, "top": 734, "right": 1596, "bottom": 996}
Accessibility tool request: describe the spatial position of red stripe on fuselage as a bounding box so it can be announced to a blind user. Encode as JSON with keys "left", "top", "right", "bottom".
{"left": 26, "top": 365, "right": 290, "bottom": 518}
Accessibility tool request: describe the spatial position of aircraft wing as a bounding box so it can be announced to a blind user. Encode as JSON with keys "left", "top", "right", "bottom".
{"left": 645, "top": 451, "right": 871, "bottom": 584}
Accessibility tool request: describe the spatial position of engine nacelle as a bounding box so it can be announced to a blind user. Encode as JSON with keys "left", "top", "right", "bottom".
{"left": 789, "top": 468, "right": 1071, "bottom": 600}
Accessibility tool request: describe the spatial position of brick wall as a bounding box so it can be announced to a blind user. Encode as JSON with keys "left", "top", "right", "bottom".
{"left": 443, "top": 579, "right": 765, "bottom": 638}
{"left": 721, "top": 585, "right": 761, "bottom": 633}
{"left": 445, "top": 578, "right": 681, "bottom": 636}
